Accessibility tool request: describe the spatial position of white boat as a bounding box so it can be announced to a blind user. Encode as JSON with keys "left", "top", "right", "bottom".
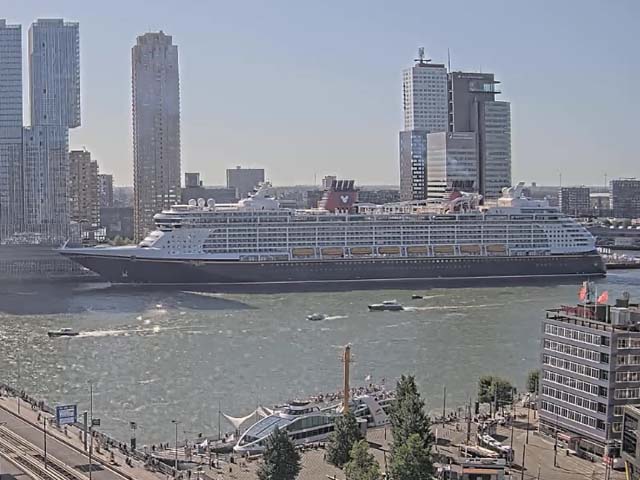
{"left": 368, "top": 300, "right": 404, "bottom": 311}
{"left": 234, "top": 393, "right": 393, "bottom": 454}
{"left": 306, "top": 313, "right": 326, "bottom": 321}
{"left": 47, "top": 328, "right": 79, "bottom": 337}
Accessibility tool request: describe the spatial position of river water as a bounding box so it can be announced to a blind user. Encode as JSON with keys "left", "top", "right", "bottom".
{"left": 1, "top": 271, "right": 639, "bottom": 445}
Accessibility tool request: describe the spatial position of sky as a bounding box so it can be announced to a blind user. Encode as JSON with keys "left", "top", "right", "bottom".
{"left": 3, "top": 0, "right": 639, "bottom": 187}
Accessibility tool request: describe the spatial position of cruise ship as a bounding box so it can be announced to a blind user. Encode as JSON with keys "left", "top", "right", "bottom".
{"left": 59, "top": 181, "right": 605, "bottom": 287}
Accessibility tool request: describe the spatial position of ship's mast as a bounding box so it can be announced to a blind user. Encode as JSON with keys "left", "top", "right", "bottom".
{"left": 342, "top": 344, "right": 352, "bottom": 412}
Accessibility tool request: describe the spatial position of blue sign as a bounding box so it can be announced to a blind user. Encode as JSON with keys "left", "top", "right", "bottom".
{"left": 56, "top": 404, "right": 77, "bottom": 425}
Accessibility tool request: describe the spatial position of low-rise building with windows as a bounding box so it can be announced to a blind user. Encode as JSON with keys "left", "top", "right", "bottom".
{"left": 539, "top": 291, "right": 640, "bottom": 457}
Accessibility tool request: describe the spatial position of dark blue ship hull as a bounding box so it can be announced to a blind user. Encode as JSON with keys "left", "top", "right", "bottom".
{"left": 59, "top": 251, "right": 605, "bottom": 290}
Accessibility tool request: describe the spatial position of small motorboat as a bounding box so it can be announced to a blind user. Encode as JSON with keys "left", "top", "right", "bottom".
{"left": 368, "top": 300, "right": 404, "bottom": 312}
{"left": 306, "top": 313, "right": 326, "bottom": 321}
{"left": 411, "top": 294, "right": 424, "bottom": 299}
{"left": 47, "top": 328, "right": 79, "bottom": 337}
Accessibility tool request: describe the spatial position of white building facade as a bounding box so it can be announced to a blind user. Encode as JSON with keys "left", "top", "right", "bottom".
{"left": 132, "top": 31, "right": 181, "bottom": 241}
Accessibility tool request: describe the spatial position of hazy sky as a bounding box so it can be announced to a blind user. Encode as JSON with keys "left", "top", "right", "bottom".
{"left": 4, "top": 0, "right": 639, "bottom": 187}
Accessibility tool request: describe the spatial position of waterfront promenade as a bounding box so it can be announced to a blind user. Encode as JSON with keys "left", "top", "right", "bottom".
{"left": 0, "top": 394, "right": 165, "bottom": 480}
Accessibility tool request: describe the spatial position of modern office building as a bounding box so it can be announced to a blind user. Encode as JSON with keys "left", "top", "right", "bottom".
{"left": 622, "top": 405, "right": 640, "bottom": 479}
{"left": 21, "top": 126, "right": 70, "bottom": 241}
{"left": 448, "top": 72, "right": 511, "bottom": 199}
{"left": 69, "top": 149, "right": 99, "bottom": 226}
{"left": 610, "top": 179, "right": 640, "bottom": 219}
{"left": 29, "top": 19, "right": 80, "bottom": 128}
{"left": 226, "top": 166, "right": 265, "bottom": 199}
{"left": 399, "top": 48, "right": 448, "bottom": 201}
{"left": 539, "top": 291, "right": 640, "bottom": 457}
{"left": 98, "top": 173, "right": 114, "bottom": 208}
{"left": 181, "top": 172, "right": 237, "bottom": 204}
{"left": 0, "top": 20, "right": 23, "bottom": 240}
{"left": 132, "top": 31, "right": 181, "bottom": 240}
{"left": 477, "top": 101, "right": 511, "bottom": 199}
{"left": 560, "top": 187, "right": 591, "bottom": 217}
{"left": 426, "top": 132, "right": 478, "bottom": 200}
{"left": 399, "top": 129, "right": 428, "bottom": 201}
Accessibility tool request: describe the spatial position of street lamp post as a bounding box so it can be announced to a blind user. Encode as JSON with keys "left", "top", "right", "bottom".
{"left": 172, "top": 420, "right": 179, "bottom": 475}
{"left": 43, "top": 417, "right": 48, "bottom": 470}
{"left": 88, "top": 381, "right": 94, "bottom": 480}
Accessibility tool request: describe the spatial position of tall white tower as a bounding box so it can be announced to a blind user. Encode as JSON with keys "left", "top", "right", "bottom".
{"left": 132, "top": 31, "right": 181, "bottom": 241}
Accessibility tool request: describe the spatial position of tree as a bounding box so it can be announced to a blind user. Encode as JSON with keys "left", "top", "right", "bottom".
{"left": 344, "top": 440, "right": 380, "bottom": 480}
{"left": 526, "top": 370, "right": 540, "bottom": 394}
{"left": 389, "top": 375, "right": 433, "bottom": 450}
{"left": 326, "top": 411, "right": 363, "bottom": 468}
{"left": 257, "top": 428, "right": 301, "bottom": 480}
{"left": 477, "top": 375, "right": 514, "bottom": 408}
{"left": 389, "top": 433, "right": 434, "bottom": 480}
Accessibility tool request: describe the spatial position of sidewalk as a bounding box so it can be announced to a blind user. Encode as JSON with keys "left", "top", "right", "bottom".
{"left": 0, "top": 394, "right": 168, "bottom": 480}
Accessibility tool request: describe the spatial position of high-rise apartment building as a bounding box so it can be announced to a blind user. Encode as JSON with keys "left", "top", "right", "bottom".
{"left": 226, "top": 166, "right": 265, "bottom": 199}
{"left": 21, "top": 126, "right": 69, "bottom": 241}
{"left": 560, "top": 186, "right": 591, "bottom": 217}
{"left": 399, "top": 49, "right": 448, "bottom": 201}
{"left": 69, "top": 150, "right": 99, "bottom": 226}
{"left": 539, "top": 292, "right": 640, "bottom": 457}
{"left": 98, "top": 173, "right": 113, "bottom": 208}
{"left": 426, "top": 132, "right": 478, "bottom": 200}
{"left": 29, "top": 19, "right": 80, "bottom": 128}
{"left": 132, "top": 31, "right": 181, "bottom": 240}
{"left": 0, "top": 20, "right": 23, "bottom": 240}
{"left": 610, "top": 179, "right": 640, "bottom": 219}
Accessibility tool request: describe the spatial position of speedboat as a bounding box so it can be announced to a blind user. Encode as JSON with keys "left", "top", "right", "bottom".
{"left": 307, "top": 313, "right": 326, "bottom": 321}
{"left": 411, "top": 294, "right": 424, "bottom": 299}
{"left": 47, "top": 328, "right": 79, "bottom": 337}
{"left": 368, "top": 300, "right": 404, "bottom": 311}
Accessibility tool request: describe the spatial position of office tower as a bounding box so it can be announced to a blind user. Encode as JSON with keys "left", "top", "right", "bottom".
{"left": 399, "top": 129, "right": 428, "bottom": 201}
{"left": 610, "top": 179, "right": 640, "bottom": 219}
{"left": 448, "top": 72, "right": 511, "bottom": 200}
{"left": 559, "top": 186, "right": 591, "bottom": 217}
{"left": 69, "top": 150, "right": 99, "bottom": 226}
{"left": 539, "top": 292, "right": 640, "bottom": 457}
{"left": 399, "top": 48, "right": 448, "bottom": 201}
{"left": 426, "top": 132, "right": 478, "bottom": 200}
{"left": 132, "top": 31, "right": 181, "bottom": 240}
{"left": 21, "top": 126, "right": 69, "bottom": 241}
{"left": 226, "top": 166, "right": 265, "bottom": 199}
{"left": 98, "top": 173, "right": 114, "bottom": 208}
{"left": 0, "top": 20, "right": 23, "bottom": 240}
{"left": 184, "top": 172, "right": 201, "bottom": 188}
{"left": 29, "top": 19, "right": 80, "bottom": 128}
{"left": 182, "top": 172, "right": 237, "bottom": 204}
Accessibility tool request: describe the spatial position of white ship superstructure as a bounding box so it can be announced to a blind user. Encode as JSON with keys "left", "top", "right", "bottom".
{"left": 60, "top": 182, "right": 605, "bottom": 286}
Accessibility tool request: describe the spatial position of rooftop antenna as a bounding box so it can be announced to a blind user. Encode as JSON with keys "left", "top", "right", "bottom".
{"left": 447, "top": 48, "right": 451, "bottom": 72}
{"left": 415, "top": 47, "right": 430, "bottom": 66}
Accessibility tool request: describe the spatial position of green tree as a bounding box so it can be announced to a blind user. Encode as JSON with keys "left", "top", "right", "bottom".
{"left": 326, "top": 411, "right": 363, "bottom": 468}
{"left": 344, "top": 440, "right": 380, "bottom": 480}
{"left": 389, "top": 375, "right": 433, "bottom": 450}
{"left": 257, "top": 428, "right": 301, "bottom": 480}
{"left": 526, "top": 370, "right": 540, "bottom": 394}
{"left": 477, "top": 375, "right": 514, "bottom": 407}
{"left": 389, "top": 433, "right": 434, "bottom": 480}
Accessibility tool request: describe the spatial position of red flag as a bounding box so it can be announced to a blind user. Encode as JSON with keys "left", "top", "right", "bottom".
{"left": 578, "top": 285, "right": 587, "bottom": 301}
{"left": 597, "top": 291, "right": 609, "bottom": 304}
